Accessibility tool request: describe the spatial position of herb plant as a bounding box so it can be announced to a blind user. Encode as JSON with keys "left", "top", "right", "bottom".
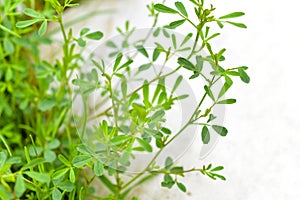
{"left": 0, "top": 0, "right": 249, "bottom": 199}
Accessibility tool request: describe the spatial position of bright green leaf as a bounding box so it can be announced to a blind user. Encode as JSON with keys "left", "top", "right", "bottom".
{"left": 86, "top": 31, "right": 103, "bottom": 40}
{"left": 220, "top": 12, "right": 245, "bottom": 19}
{"left": 175, "top": 2, "right": 188, "bottom": 17}
{"left": 38, "top": 20, "right": 47, "bottom": 36}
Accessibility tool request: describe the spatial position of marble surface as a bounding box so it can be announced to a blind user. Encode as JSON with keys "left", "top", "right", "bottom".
{"left": 55, "top": 0, "right": 300, "bottom": 199}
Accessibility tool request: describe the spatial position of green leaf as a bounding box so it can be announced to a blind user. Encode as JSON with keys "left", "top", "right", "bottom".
{"left": 72, "top": 155, "right": 92, "bottom": 167}
{"left": 38, "top": 20, "right": 47, "bottom": 36}
{"left": 23, "top": 8, "right": 43, "bottom": 18}
{"left": 136, "top": 45, "right": 149, "bottom": 58}
{"left": 52, "top": 188, "right": 62, "bottom": 200}
{"left": 39, "top": 98, "right": 56, "bottom": 111}
{"left": 217, "top": 99, "right": 236, "bottom": 104}
{"left": 44, "top": 150, "right": 56, "bottom": 162}
{"left": 0, "top": 24, "right": 20, "bottom": 37}
{"left": 218, "top": 76, "right": 233, "bottom": 98}
{"left": 220, "top": 12, "right": 245, "bottom": 19}
{"left": 57, "top": 180, "right": 74, "bottom": 192}
{"left": 58, "top": 154, "right": 71, "bottom": 167}
{"left": 212, "top": 173, "right": 226, "bottom": 180}
{"left": 150, "top": 110, "right": 165, "bottom": 122}
{"left": 110, "top": 135, "right": 132, "bottom": 146}
{"left": 170, "top": 166, "right": 184, "bottom": 173}
{"left": 211, "top": 166, "right": 224, "bottom": 172}
{"left": 136, "top": 138, "right": 152, "bottom": 152}
{"left": 5, "top": 68, "right": 13, "bottom": 81}
{"left": 175, "top": 2, "right": 188, "bottom": 17}
{"left": 86, "top": 31, "right": 103, "bottom": 40}
{"left": 177, "top": 57, "right": 195, "bottom": 71}
{"left": 24, "top": 172, "right": 50, "bottom": 183}
{"left": 204, "top": 85, "right": 215, "bottom": 101}
{"left": 195, "top": 55, "right": 203, "bottom": 72}
{"left": 16, "top": 19, "right": 42, "bottom": 28}
{"left": 47, "top": 138, "right": 60, "bottom": 149}
{"left": 227, "top": 21, "right": 247, "bottom": 28}
{"left": 138, "top": 63, "right": 152, "bottom": 72}
{"left": 77, "top": 38, "right": 86, "bottom": 47}
{"left": 113, "top": 53, "right": 123, "bottom": 71}
{"left": 15, "top": 174, "right": 26, "bottom": 198}
{"left": 212, "top": 125, "right": 228, "bottom": 136}
{"left": 143, "top": 80, "right": 150, "bottom": 107}
{"left": 94, "top": 160, "right": 104, "bottom": 176}
{"left": 172, "top": 75, "right": 183, "bottom": 93}
{"left": 201, "top": 126, "right": 210, "bottom": 144}
{"left": 161, "top": 127, "right": 172, "bottom": 135}
{"left": 3, "top": 38, "right": 14, "bottom": 54}
{"left": 207, "top": 114, "right": 216, "bottom": 123}
{"left": 121, "top": 80, "right": 127, "bottom": 98}
{"left": 167, "top": 19, "right": 186, "bottom": 29}
{"left": 165, "top": 157, "right": 173, "bottom": 169}
{"left": 154, "top": 4, "right": 178, "bottom": 14}
{"left": 238, "top": 68, "right": 250, "bottom": 83}
{"left": 152, "top": 47, "right": 161, "bottom": 61}
{"left": 80, "top": 28, "right": 90, "bottom": 36}
{"left": 180, "top": 33, "right": 193, "bottom": 47}
{"left": 52, "top": 168, "right": 69, "bottom": 180}
{"left": 69, "top": 168, "right": 75, "bottom": 183}
{"left": 171, "top": 34, "right": 177, "bottom": 49}
{"left": 21, "top": 158, "right": 46, "bottom": 170}
{"left": 176, "top": 182, "right": 187, "bottom": 192}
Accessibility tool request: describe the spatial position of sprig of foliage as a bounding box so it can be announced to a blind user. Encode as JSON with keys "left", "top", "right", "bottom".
{"left": 0, "top": 0, "right": 249, "bottom": 199}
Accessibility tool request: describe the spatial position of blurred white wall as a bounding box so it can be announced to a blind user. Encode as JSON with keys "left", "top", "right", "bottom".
{"left": 57, "top": 0, "right": 300, "bottom": 199}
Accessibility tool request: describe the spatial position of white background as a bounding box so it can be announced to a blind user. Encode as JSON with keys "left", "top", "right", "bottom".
{"left": 58, "top": 0, "right": 300, "bottom": 199}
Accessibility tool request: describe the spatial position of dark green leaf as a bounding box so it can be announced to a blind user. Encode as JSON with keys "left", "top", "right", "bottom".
{"left": 175, "top": 2, "right": 188, "bottom": 17}
{"left": 152, "top": 47, "right": 160, "bottom": 61}
{"left": 220, "top": 12, "right": 245, "bottom": 19}
{"left": 178, "top": 57, "right": 195, "bottom": 71}
{"left": 154, "top": 4, "right": 178, "bottom": 14}
{"left": 136, "top": 45, "right": 149, "bottom": 58}
{"left": 161, "top": 127, "right": 172, "bottom": 135}
{"left": 201, "top": 126, "right": 210, "bottom": 144}
{"left": 212, "top": 125, "right": 228, "bottom": 136}
{"left": 217, "top": 99, "right": 236, "bottom": 104}
{"left": 86, "top": 31, "right": 103, "bottom": 40}
{"left": 176, "top": 182, "right": 187, "bottom": 192}
{"left": 167, "top": 19, "right": 186, "bottom": 29}
{"left": 238, "top": 68, "right": 250, "bottom": 83}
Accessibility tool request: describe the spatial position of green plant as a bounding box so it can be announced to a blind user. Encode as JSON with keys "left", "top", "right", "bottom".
{"left": 0, "top": 0, "right": 249, "bottom": 199}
